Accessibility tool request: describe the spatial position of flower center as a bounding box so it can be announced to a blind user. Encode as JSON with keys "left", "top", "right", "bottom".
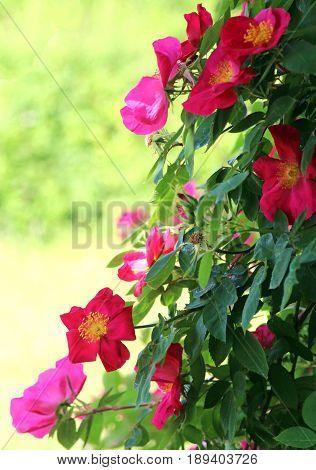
{"left": 277, "top": 162, "right": 301, "bottom": 189}
{"left": 244, "top": 20, "right": 273, "bottom": 47}
{"left": 160, "top": 382, "right": 173, "bottom": 393}
{"left": 208, "top": 60, "right": 233, "bottom": 86}
{"left": 78, "top": 312, "right": 108, "bottom": 343}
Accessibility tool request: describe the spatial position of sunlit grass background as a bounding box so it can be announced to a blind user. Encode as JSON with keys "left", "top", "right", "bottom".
{"left": 0, "top": 0, "right": 240, "bottom": 449}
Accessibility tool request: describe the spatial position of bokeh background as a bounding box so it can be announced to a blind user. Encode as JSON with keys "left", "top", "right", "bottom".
{"left": 1, "top": 0, "right": 239, "bottom": 449}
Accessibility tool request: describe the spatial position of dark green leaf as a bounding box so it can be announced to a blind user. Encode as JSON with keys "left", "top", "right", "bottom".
{"left": 275, "top": 426, "right": 316, "bottom": 449}
{"left": 184, "top": 314, "right": 207, "bottom": 363}
{"left": 203, "top": 278, "right": 237, "bottom": 342}
{"left": 302, "top": 391, "right": 316, "bottom": 431}
{"left": 220, "top": 390, "right": 236, "bottom": 441}
{"left": 266, "top": 96, "right": 296, "bottom": 125}
{"left": 269, "top": 364, "right": 298, "bottom": 409}
{"left": 254, "top": 234, "right": 275, "bottom": 260}
{"left": 210, "top": 172, "right": 249, "bottom": 203}
{"left": 204, "top": 381, "right": 230, "bottom": 409}
{"left": 242, "top": 265, "right": 267, "bottom": 330}
{"left": 301, "top": 134, "right": 316, "bottom": 175}
{"left": 233, "top": 329, "right": 269, "bottom": 378}
{"left": 282, "top": 40, "right": 316, "bottom": 74}
{"left": 179, "top": 243, "right": 197, "bottom": 277}
{"left": 270, "top": 248, "right": 293, "bottom": 289}
{"left": 230, "top": 112, "right": 265, "bottom": 133}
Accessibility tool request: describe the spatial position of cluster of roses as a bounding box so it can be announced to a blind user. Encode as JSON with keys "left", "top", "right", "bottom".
{"left": 121, "top": 3, "right": 316, "bottom": 225}
{"left": 10, "top": 2, "right": 316, "bottom": 446}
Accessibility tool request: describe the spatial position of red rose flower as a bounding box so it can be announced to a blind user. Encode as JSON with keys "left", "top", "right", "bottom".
{"left": 253, "top": 125, "right": 316, "bottom": 224}
{"left": 252, "top": 325, "right": 275, "bottom": 349}
{"left": 151, "top": 343, "right": 183, "bottom": 430}
{"left": 181, "top": 3, "right": 213, "bottom": 61}
{"left": 182, "top": 47, "right": 254, "bottom": 116}
{"left": 220, "top": 7, "right": 290, "bottom": 56}
{"left": 61, "top": 288, "right": 136, "bottom": 372}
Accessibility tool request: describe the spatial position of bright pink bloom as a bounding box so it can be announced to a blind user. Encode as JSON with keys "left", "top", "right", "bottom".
{"left": 118, "top": 227, "right": 177, "bottom": 297}
{"left": 183, "top": 180, "right": 201, "bottom": 199}
{"left": 10, "top": 357, "right": 86, "bottom": 438}
{"left": 182, "top": 47, "right": 254, "bottom": 116}
{"left": 151, "top": 343, "right": 183, "bottom": 430}
{"left": 220, "top": 7, "right": 290, "bottom": 56}
{"left": 253, "top": 125, "right": 316, "bottom": 224}
{"left": 117, "top": 208, "right": 149, "bottom": 240}
{"left": 61, "top": 288, "right": 136, "bottom": 372}
{"left": 181, "top": 3, "right": 213, "bottom": 61}
{"left": 252, "top": 325, "right": 275, "bottom": 349}
{"left": 121, "top": 37, "right": 181, "bottom": 135}
{"left": 240, "top": 440, "right": 259, "bottom": 450}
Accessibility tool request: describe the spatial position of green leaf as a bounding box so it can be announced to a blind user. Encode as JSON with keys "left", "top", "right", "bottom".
{"left": 210, "top": 172, "right": 249, "bottom": 203}
{"left": 308, "top": 306, "right": 316, "bottom": 347}
{"left": 133, "top": 286, "right": 159, "bottom": 325}
{"left": 302, "top": 391, "right": 316, "bottom": 431}
{"left": 281, "top": 257, "right": 301, "bottom": 309}
{"left": 125, "top": 425, "right": 149, "bottom": 449}
{"left": 183, "top": 425, "right": 203, "bottom": 444}
{"left": 179, "top": 243, "right": 197, "bottom": 277}
{"left": 301, "top": 134, "right": 316, "bottom": 175}
{"left": 275, "top": 426, "right": 316, "bottom": 449}
{"left": 204, "top": 381, "right": 230, "bottom": 409}
{"left": 146, "top": 251, "right": 176, "bottom": 289}
{"left": 233, "top": 329, "right": 269, "bottom": 378}
{"left": 57, "top": 418, "right": 78, "bottom": 450}
{"left": 269, "top": 364, "right": 298, "bottom": 410}
{"left": 203, "top": 278, "right": 237, "bottom": 342}
{"left": 282, "top": 40, "right": 316, "bottom": 74}
{"left": 300, "top": 239, "right": 316, "bottom": 264}
{"left": 184, "top": 314, "right": 207, "bottom": 363}
{"left": 230, "top": 112, "right": 265, "bottom": 133}
{"left": 184, "top": 126, "right": 195, "bottom": 177}
{"left": 107, "top": 251, "right": 131, "bottom": 268}
{"left": 198, "top": 252, "right": 213, "bottom": 289}
{"left": 241, "top": 265, "right": 267, "bottom": 330}
{"left": 220, "top": 390, "right": 236, "bottom": 441}
{"left": 266, "top": 96, "right": 296, "bottom": 125}
{"left": 269, "top": 247, "right": 293, "bottom": 289}
{"left": 254, "top": 234, "right": 275, "bottom": 260}
{"left": 209, "top": 329, "right": 233, "bottom": 366}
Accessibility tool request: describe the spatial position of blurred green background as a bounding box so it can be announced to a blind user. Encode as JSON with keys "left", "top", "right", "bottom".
{"left": 0, "top": 0, "right": 238, "bottom": 449}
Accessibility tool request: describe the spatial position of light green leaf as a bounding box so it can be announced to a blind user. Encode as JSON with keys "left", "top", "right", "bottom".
{"left": 275, "top": 426, "right": 316, "bottom": 449}
{"left": 242, "top": 265, "right": 267, "bottom": 330}
{"left": 146, "top": 251, "right": 176, "bottom": 289}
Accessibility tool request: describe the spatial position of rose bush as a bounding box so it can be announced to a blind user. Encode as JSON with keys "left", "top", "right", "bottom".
{"left": 11, "top": 0, "right": 316, "bottom": 450}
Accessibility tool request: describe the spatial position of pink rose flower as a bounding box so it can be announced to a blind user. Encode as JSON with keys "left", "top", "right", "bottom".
{"left": 118, "top": 227, "right": 177, "bottom": 297}
{"left": 121, "top": 37, "right": 181, "bottom": 135}
{"left": 117, "top": 208, "right": 149, "bottom": 240}
{"left": 10, "top": 357, "right": 86, "bottom": 438}
{"left": 61, "top": 288, "right": 136, "bottom": 372}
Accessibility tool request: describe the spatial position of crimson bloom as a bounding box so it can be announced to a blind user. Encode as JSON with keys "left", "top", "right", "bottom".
{"left": 253, "top": 125, "right": 316, "bottom": 224}
{"left": 240, "top": 440, "right": 260, "bottom": 450}
{"left": 252, "top": 325, "right": 275, "bottom": 349}
{"left": 120, "top": 37, "right": 181, "bottom": 135}
{"left": 10, "top": 357, "right": 86, "bottom": 438}
{"left": 220, "top": 7, "right": 290, "bottom": 56}
{"left": 61, "top": 288, "right": 136, "bottom": 372}
{"left": 181, "top": 3, "right": 213, "bottom": 61}
{"left": 151, "top": 343, "right": 183, "bottom": 430}
{"left": 182, "top": 47, "right": 254, "bottom": 116}
{"left": 118, "top": 227, "right": 177, "bottom": 297}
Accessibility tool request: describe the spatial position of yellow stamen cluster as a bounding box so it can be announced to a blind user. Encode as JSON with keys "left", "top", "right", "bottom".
{"left": 160, "top": 382, "right": 173, "bottom": 393}
{"left": 208, "top": 60, "right": 233, "bottom": 86}
{"left": 278, "top": 162, "right": 300, "bottom": 189}
{"left": 244, "top": 20, "right": 273, "bottom": 47}
{"left": 78, "top": 312, "right": 108, "bottom": 343}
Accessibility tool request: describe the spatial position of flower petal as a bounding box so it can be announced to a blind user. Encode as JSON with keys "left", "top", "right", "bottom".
{"left": 66, "top": 330, "right": 99, "bottom": 363}
{"left": 107, "top": 306, "right": 136, "bottom": 341}
{"left": 99, "top": 338, "right": 130, "bottom": 372}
